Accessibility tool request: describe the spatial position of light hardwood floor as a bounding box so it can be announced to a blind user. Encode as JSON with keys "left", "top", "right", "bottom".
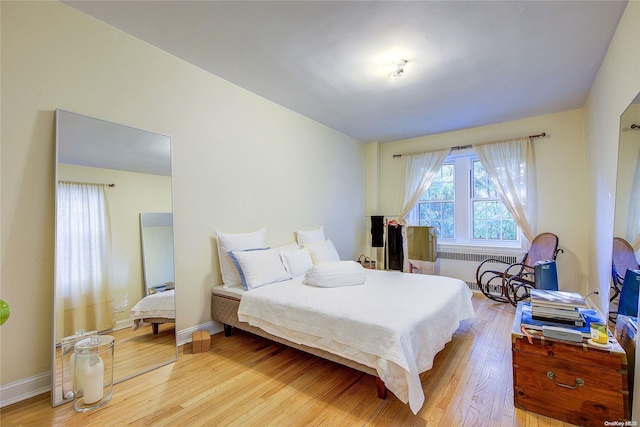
{"left": 1, "top": 294, "right": 577, "bottom": 426}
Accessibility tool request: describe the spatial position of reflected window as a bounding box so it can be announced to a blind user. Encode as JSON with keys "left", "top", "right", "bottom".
{"left": 56, "top": 181, "right": 114, "bottom": 338}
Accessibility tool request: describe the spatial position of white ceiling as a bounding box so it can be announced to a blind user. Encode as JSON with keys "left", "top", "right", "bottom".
{"left": 63, "top": 0, "right": 627, "bottom": 143}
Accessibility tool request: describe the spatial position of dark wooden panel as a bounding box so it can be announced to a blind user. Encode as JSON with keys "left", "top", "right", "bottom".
{"left": 512, "top": 335, "right": 630, "bottom": 426}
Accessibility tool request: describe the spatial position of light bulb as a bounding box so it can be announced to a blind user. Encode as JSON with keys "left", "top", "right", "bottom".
{"left": 391, "top": 60, "right": 407, "bottom": 79}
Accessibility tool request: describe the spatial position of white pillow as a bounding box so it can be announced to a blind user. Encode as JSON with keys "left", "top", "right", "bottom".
{"left": 296, "top": 226, "right": 325, "bottom": 245}
{"left": 216, "top": 228, "right": 266, "bottom": 288}
{"left": 280, "top": 248, "right": 313, "bottom": 278}
{"left": 230, "top": 248, "right": 291, "bottom": 290}
{"left": 273, "top": 243, "right": 300, "bottom": 255}
{"left": 304, "top": 239, "right": 340, "bottom": 264}
{"left": 304, "top": 261, "right": 366, "bottom": 288}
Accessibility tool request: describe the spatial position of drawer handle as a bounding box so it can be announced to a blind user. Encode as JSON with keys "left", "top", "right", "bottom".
{"left": 546, "top": 371, "right": 584, "bottom": 389}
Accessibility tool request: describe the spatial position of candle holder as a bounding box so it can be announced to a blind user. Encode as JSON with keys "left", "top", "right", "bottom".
{"left": 72, "top": 335, "right": 114, "bottom": 412}
{"left": 60, "top": 329, "right": 97, "bottom": 400}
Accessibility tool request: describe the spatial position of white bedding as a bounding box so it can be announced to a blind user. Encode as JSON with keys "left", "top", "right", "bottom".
{"left": 130, "top": 289, "right": 175, "bottom": 330}
{"left": 237, "top": 269, "right": 474, "bottom": 414}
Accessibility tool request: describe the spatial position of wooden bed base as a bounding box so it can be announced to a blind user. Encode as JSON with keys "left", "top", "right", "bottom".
{"left": 211, "top": 292, "right": 388, "bottom": 399}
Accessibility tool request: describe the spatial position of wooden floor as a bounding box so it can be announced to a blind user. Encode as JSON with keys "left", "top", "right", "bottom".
{"left": 1, "top": 294, "right": 576, "bottom": 426}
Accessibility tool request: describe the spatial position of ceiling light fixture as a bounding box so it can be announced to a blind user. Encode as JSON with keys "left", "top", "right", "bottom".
{"left": 391, "top": 59, "right": 407, "bottom": 79}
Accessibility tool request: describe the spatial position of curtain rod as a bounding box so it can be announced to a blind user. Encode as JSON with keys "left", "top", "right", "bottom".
{"left": 631, "top": 124, "right": 640, "bottom": 129}
{"left": 58, "top": 180, "right": 115, "bottom": 187}
{"left": 392, "top": 132, "right": 547, "bottom": 158}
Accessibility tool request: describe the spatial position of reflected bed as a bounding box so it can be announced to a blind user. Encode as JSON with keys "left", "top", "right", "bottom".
{"left": 130, "top": 289, "right": 175, "bottom": 334}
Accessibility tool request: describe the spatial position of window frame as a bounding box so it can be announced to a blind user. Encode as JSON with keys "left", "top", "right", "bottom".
{"left": 409, "top": 148, "right": 526, "bottom": 253}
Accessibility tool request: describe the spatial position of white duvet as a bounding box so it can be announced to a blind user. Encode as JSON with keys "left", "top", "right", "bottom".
{"left": 130, "top": 290, "right": 175, "bottom": 330}
{"left": 237, "top": 269, "right": 474, "bottom": 414}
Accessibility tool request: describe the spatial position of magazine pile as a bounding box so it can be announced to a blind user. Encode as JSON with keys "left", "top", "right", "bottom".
{"left": 521, "top": 289, "right": 601, "bottom": 337}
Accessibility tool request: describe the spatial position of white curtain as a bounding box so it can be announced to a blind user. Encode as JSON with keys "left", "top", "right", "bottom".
{"left": 474, "top": 137, "right": 536, "bottom": 242}
{"left": 398, "top": 149, "right": 450, "bottom": 223}
{"left": 398, "top": 149, "right": 449, "bottom": 272}
{"left": 629, "top": 150, "right": 640, "bottom": 251}
{"left": 56, "top": 182, "right": 114, "bottom": 341}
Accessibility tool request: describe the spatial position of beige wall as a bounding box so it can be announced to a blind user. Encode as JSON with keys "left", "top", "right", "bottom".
{"left": 0, "top": 0, "right": 365, "bottom": 391}
{"left": 57, "top": 164, "right": 173, "bottom": 334}
{"left": 369, "top": 109, "right": 589, "bottom": 294}
{"left": 582, "top": 1, "right": 640, "bottom": 312}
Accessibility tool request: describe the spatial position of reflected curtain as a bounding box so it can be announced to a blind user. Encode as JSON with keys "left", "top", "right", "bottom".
{"left": 398, "top": 149, "right": 449, "bottom": 271}
{"left": 629, "top": 151, "right": 640, "bottom": 251}
{"left": 474, "top": 137, "right": 536, "bottom": 242}
{"left": 56, "top": 182, "right": 114, "bottom": 341}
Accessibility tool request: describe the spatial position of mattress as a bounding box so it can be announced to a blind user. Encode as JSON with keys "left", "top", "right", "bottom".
{"left": 214, "top": 269, "right": 474, "bottom": 414}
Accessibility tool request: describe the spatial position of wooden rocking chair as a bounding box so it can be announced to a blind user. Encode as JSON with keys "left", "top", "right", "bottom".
{"left": 476, "top": 232, "right": 563, "bottom": 306}
{"left": 610, "top": 237, "right": 640, "bottom": 322}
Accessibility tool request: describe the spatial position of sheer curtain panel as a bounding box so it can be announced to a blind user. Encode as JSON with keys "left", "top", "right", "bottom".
{"left": 474, "top": 137, "right": 536, "bottom": 242}
{"left": 398, "top": 149, "right": 450, "bottom": 224}
{"left": 398, "top": 149, "right": 449, "bottom": 272}
{"left": 56, "top": 182, "right": 114, "bottom": 341}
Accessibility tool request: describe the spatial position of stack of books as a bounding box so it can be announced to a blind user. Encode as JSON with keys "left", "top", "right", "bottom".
{"left": 530, "top": 289, "right": 588, "bottom": 326}
{"left": 521, "top": 289, "right": 599, "bottom": 338}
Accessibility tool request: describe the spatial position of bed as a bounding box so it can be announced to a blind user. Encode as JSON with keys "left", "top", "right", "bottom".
{"left": 130, "top": 289, "right": 175, "bottom": 334}
{"left": 211, "top": 268, "right": 474, "bottom": 414}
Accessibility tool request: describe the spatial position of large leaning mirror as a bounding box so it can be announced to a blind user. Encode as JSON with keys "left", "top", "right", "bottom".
{"left": 613, "top": 93, "right": 640, "bottom": 415}
{"left": 615, "top": 93, "right": 640, "bottom": 250}
{"left": 53, "top": 110, "right": 177, "bottom": 406}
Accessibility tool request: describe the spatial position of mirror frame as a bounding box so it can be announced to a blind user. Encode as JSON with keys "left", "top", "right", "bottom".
{"left": 52, "top": 110, "right": 177, "bottom": 406}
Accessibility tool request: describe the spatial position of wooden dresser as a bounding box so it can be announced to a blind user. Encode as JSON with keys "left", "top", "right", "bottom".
{"left": 512, "top": 303, "right": 630, "bottom": 426}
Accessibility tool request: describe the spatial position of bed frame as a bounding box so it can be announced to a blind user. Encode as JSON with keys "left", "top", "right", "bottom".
{"left": 141, "top": 317, "right": 175, "bottom": 335}
{"left": 211, "top": 292, "right": 388, "bottom": 399}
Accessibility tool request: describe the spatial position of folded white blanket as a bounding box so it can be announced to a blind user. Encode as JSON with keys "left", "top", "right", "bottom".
{"left": 304, "top": 260, "right": 365, "bottom": 287}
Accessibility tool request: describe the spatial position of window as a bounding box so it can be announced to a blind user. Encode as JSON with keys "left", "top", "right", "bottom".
{"left": 471, "top": 160, "right": 517, "bottom": 241}
{"left": 409, "top": 151, "right": 521, "bottom": 248}
{"left": 417, "top": 163, "right": 454, "bottom": 238}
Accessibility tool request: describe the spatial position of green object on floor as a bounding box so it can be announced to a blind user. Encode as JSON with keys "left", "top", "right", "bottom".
{"left": 0, "top": 299, "right": 10, "bottom": 325}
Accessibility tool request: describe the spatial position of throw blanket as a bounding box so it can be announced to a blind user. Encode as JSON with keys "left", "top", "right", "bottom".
{"left": 238, "top": 269, "right": 474, "bottom": 414}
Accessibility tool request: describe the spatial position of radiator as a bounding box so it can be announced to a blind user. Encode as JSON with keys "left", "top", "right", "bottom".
{"left": 436, "top": 250, "right": 524, "bottom": 292}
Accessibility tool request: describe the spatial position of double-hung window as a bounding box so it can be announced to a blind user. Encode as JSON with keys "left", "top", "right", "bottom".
{"left": 409, "top": 150, "right": 523, "bottom": 250}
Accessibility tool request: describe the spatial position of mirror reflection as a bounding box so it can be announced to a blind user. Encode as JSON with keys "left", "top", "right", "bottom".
{"left": 132, "top": 213, "right": 175, "bottom": 335}
{"left": 613, "top": 92, "right": 640, "bottom": 415}
{"left": 53, "top": 110, "right": 177, "bottom": 406}
{"left": 615, "top": 93, "right": 640, "bottom": 252}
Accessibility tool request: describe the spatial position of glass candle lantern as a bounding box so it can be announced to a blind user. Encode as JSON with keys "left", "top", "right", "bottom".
{"left": 73, "top": 335, "right": 114, "bottom": 412}
{"left": 60, "top": 329, "right": 97, "bottom": 400}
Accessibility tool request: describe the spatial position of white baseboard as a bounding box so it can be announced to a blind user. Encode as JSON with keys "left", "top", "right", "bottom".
{"left": 0, "top": 372, "right": 51, "bottom": 408}
{"left": 113, "top": 318, "right": 133, "bottom": 331}
{"left": 0, "top": 321, "right": 224, "bottom": 408}
{"left": 176, "top": 321, "right": 223, "bottom": 346}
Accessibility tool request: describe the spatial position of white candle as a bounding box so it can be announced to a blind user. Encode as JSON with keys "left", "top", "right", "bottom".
{"left": 83, "top": 354, "right": 104, "bottom": 404}
{"left": 71, "top": 351, "right": 90, "bottom": 391}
